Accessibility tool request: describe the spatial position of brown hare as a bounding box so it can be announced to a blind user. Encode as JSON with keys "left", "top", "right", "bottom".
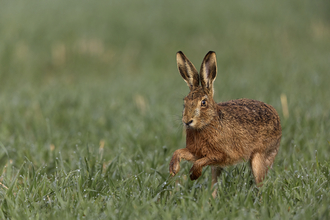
{"left": 169, "top": 51, "right": 282, "bottom": 197}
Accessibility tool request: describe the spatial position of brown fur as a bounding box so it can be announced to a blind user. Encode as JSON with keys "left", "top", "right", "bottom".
{"left": 169, "top": 51, "right": 282, "bottom": 197}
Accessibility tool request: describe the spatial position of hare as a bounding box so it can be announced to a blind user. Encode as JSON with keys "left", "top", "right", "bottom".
{"left": 169, "top": 51, "right": 282, "bottom": 197}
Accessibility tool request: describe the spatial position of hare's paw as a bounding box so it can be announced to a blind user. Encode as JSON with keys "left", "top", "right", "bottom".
{"left": 189, "top": 164, "right": 202, "bottom": 180}
{"left": 169, "top": 156, "right": 180, "bottom": 176}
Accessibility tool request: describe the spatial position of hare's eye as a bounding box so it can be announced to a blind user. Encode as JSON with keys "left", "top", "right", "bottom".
{"left": 201, "top": 100, "right": 207, "bottom": 107}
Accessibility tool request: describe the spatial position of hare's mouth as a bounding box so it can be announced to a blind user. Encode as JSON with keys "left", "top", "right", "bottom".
{"left": 183, "top": 119, "right": 196, "bottom": 128}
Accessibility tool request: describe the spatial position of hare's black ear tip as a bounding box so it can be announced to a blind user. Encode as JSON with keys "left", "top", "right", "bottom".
{"left": 176, "top": 51, "right": 185, "bottom": 60}
{"left": 207, "top": 51, "right": 216, "bottom": 55}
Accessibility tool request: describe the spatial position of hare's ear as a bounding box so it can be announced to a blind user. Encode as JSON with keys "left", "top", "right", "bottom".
{"left": 176, "top": 51, "right": 199, "bottom": 90}
{"left": 200, "top": 51, "right": 217, "bottom": 96}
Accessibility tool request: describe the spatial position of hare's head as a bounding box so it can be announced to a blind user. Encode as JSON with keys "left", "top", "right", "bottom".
{"left": 177, "top": 51, "right": 218, "bottom": 130}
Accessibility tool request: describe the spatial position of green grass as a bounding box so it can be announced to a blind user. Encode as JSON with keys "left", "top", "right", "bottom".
{"left": 1, "top": 0, "right": 330, "bottom": 219}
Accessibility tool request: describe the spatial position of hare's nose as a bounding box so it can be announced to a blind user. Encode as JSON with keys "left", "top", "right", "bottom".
{"left": 184, "top": 120, "right": 193, "bottom": 126}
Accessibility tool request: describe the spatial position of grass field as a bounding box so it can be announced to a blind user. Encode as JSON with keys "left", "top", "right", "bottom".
{"left": 1, "top": 0, "right": 330, "bottom": 219}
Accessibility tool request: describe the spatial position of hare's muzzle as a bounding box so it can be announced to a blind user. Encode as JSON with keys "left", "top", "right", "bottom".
{"left": 183, "top": 119, "right": 194, "bottom": 127}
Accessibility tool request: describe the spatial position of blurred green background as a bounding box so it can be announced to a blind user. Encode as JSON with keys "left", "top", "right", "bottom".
{"left": 0, "top": 0, "right": 330, "bottom": 219}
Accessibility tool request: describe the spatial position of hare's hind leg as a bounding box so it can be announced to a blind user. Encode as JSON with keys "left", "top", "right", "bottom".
{"left": 211, "top": 166, "right": 222, "bottom": 198}
{"left": 250, "top": 152, "right": 267, "bottom": 186}
{"left": 264, "top": 137, "right": 281, "bottom": 169}
{"left": 251, "top": 138, "right": 280, "bottom": 186}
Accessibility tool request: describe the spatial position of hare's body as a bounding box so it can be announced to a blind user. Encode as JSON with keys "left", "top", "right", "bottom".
{"left": 186, "top": 98, "right": 281, "bottom": 165}
{"left": 169, "top": 51, "right": 282, "bottom": 196}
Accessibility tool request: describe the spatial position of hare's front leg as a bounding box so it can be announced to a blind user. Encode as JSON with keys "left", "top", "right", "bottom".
{"left": 190, "top": 157, "right": 219, "bottom": 180}
{"left": 169, "top": 148, "right": 197, "bottom": 176}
